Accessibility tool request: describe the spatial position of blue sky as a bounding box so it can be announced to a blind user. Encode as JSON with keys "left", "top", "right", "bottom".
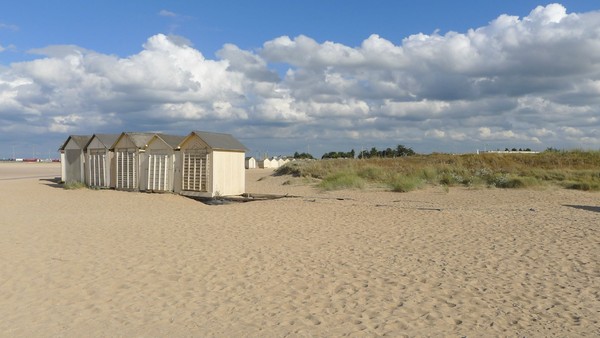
{"left": 1, "top": 1, "right": 599, "bottom": 158}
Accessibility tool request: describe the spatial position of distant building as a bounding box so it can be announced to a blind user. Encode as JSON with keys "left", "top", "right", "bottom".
{"left": 258, "top": 158, "right": 275, "bottom": 168}
{"left": 276, "top": 157, "right": 290, "bottom": 167}
{"left": 478, "top": 150, "right": 540, "bottom": 154}
{"left": 245, "top": 156, "right": 257, "bottom": 169}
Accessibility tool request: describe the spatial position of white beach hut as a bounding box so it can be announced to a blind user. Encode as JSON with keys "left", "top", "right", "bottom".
{"left": 142, "top": 134, "right": 185, "bottom": 192}
{"left": 110, "top": 132, "right": 155, "bottom": 191}
{"left": 59, "top": 135, "right": 92, "bottom": 184}
{"left": 245, "top": 156, "right": 257, "bottom": 169}
{"left": 84, "top": 133, "right": 120, "bottom": 188}
{"left": 276, "top": 157, "right": 289, "bottom": 167}
{"left": 258, "top": 157, "right": 275, "bottom": 169}
{"left": 176, "top": 131, "right": 247, "bottom": 197}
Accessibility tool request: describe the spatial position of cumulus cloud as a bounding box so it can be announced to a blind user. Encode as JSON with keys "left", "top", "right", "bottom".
{"left": 1, "top": 3, "right": 599, "bottom": 157}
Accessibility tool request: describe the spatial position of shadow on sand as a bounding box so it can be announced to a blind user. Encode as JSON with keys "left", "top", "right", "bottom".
{"left": 563, "top": 204, "right": 600, "bottom": 213}
{"left": 39, "top": 177, "right": 64, "bottom": 189}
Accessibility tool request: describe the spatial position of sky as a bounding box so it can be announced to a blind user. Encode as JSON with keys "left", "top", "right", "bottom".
{"left": 1, "top": 1, "right": 599, "bottom": 159}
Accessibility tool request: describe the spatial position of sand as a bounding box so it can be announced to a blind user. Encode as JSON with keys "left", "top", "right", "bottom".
{"left": 0, "top": 162, "right": 598, "bottom": 337}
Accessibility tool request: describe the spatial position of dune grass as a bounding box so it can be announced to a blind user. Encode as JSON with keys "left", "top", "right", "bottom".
{"left": 276, "top": 150, "right": 600, "bottom": 192}
{"left": 318, "top": 171, "right": 366, "bottom": 191}
{"left": 63, "top": 181, "right": 87, "bottom": 190}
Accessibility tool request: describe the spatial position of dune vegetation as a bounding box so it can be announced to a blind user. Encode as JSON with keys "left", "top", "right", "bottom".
{"left": 275, "top": 150, "right": 600, "bottom": 192}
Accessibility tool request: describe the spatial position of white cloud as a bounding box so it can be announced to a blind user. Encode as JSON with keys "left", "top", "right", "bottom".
{"left": 425, "top": 129, "right": 445, "bottom": 138}
{"left": 560, "top": 126, "right": 584, "bottom": 137}
{"left": 217, "top": 44, "right": 279, "bottom": 82}
{"left": 159, "top": 10, "right": 178, "bottom": 18}
{"left": 0, "top": 22, "right": 19, "bottom": 31}
{"left": 1, "top": 4, "right": 600, "bottom": 157}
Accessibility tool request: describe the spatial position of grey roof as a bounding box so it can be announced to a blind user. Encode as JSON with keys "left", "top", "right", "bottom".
{"left": 111, "top": 132, "right": 156, "bottom": 150}
{"left": 84, "top": 133, "right": 120, "bottom": 150}
{"left": 58, "top": 135, "right": 92, "bottom": 150}
{"left": 126, "top": 132, "right": 156, "bottom": 148}
{"left": 186, "top": 131, "right": 248, "bottom": 152}
{"left": 154, "top": 134, "right": 186, "bottom": 149}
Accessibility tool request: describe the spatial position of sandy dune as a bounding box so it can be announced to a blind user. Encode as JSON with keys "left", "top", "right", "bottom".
{"left": 0, "top": 163, "right": 598, "bottom": 336}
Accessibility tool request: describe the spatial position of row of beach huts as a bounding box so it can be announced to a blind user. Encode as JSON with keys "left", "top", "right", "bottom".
{"left": 244, "top": 156, "right": 293, "bottom": 169}
{"left": 60, "top": 131, "right": 249, "bottom": 198}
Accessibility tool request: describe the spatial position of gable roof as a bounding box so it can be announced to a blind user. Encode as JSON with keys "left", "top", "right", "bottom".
{"left": 58, "top": 135, "right": 92, "bottom": 151}
{"left": 127, "top": 132, "right": 156, "bottom": 148}
{"left": 84, "top": 133, "right": 120, "bottom": 150}
{"left": 147, "top": 134, "right": 186, "bottom": 149}
{"left": 182, "top": 131, "right": 248, "bottom": 152}
{"left": 111, "top": 132, "right": 156, "bottom": 150}
{"left": 157, "top": 134, "right": 186, "bottom": 148}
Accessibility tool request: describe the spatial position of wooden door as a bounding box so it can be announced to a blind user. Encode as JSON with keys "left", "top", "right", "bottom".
{"left": 182, "top": 149, "right": 208, "bottom": 192}
{"left": 115, "top": 150, "right": 137, "bottom": 190}
{"left": 147, "top": 153, "right": 171, "bottom": 191}
{"left": 88, "top": 150, "right": 107, "bottom": 187}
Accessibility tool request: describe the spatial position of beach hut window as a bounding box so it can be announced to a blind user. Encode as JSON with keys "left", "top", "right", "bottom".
{"left": 88, "top": 150, "right": 106, "bottom": 187}
{"left": 182, "top": 149, "right": 208, "bottom": 192}
{"left": 147, "top": 153, "right": 170, "bottom": 191}
{"left": 116, "top": 150, "right": 137, "bottom": 189}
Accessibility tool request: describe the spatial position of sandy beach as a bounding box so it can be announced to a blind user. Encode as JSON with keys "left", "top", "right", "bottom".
{"left": 0, "top": 162, "right": 598, "bottom": 337}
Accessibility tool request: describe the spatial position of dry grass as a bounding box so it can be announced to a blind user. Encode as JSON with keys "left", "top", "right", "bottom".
{"left": 276, "top": 150, "right": 600, "bottom": 192}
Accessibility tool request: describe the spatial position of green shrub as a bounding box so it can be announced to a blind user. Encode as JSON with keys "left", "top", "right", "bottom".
{"left": 388, "top": 175, "right": 424, "bottom": 192}
{"left": 421, "top": 167, "right": 438, "bottom": 183}
{"left": 318, "top": 172, "right": 365, "bottom": 191}
{"left": 562, "top": 181, "right": 599, "bottom": 191}
{"left": 486, "top": 175, "right": 539, "bottom": 189}
{"left": 357, "top": 166, "right": 385, "bottom": 181}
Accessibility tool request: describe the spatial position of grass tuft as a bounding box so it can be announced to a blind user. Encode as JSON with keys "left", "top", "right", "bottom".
{"left": 63, "top": 181, "right": 87, "bottom": 190}
{"left": 318, "top": 172, "right": 365, "bottom": 191}
{"left": 388, "top": 175, "right": 424, "bottom": 192}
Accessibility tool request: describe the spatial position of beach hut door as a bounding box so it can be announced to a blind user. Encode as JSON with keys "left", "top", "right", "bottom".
{"left": 88, "top": 150, "right": 107, "bottom": 187}
{"left": 182, "top": 150, "right": 208, "bottom": 192}
{"left": 147, "top": 153, "right": 171, "bottom": 191}
{"left": 116, "top": 150, "right": 137, "bottom": 189}
{"left": 65, "top": 149, "right": 83, "bottom": 183}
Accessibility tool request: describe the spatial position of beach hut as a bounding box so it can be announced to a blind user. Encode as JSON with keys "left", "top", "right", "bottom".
{"left": 258, "top": 158, "right": 275, "bottom": 169}
{"left": 110, "top": 132, "right": 155, "bottom": 191}
{"left": 276, "top": 157, "right": 289, "bottom": 167}
{"left": 177, "top": 131, "right": 247, "bottom": 197}
{"left": 84, "top": 134, "right": 120, "bottom": 188}
{"left": 59, "top": 135, "right": 92, "bottom": 184}
{"left": 245, "top": 156, "right": 257, "bottom": 169}
{"left": 142, "top": 134, "right": 185, "bottom": 192}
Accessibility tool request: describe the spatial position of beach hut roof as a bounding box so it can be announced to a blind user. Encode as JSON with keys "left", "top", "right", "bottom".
{"left": 182, "top": 131, "right": 248, "bottom": 152}
{"left": 110, "top": 132, "right": 156, "bottom": 150}
{"left": 58, "top": 135, "right": 92, "bottom": 151}
{"left": 127, "top": 132, "right": 156, "bottom": 148}
{"left": 153, "top": 134, "right": 186, "bottom": 149}
{"left": 84, "top": 133, "right": 120, "bottom": 150}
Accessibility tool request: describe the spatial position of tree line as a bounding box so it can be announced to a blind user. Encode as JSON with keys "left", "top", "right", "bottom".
{"left": 293, "top": 144, "right": 416, "bottom": 160}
